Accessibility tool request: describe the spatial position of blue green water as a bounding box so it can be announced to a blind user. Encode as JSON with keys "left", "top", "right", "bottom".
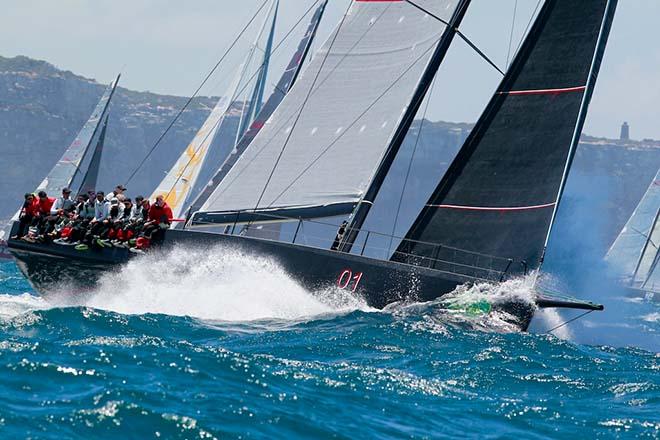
{"left": 0, "top": 258, "right": 658, "bottom": 439}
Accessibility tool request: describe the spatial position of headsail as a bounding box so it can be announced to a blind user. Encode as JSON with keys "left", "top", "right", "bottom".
{"left": 188, "top": 0, "right": 328, "bottom": 219}
{"left": 36, "top": 74, "right": 120, "bottom": 196}
{"left": 193, "top": 0, "right": 464, "bottom": 226}
{"left": 151, "top": 0, "right": 279, "bottom": 221}
{"left": 392, "top": 0, "right": 618, "bottom": 277}
{"left": 77, "top": 114, "right": 109, "bottom": 196}
{"left": 606, "top": 168, "right": 660, "bottom": 285}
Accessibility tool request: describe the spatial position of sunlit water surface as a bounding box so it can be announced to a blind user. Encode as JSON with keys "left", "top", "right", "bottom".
{"left": 0, "top": 251, "right": 657, "bottom": 439}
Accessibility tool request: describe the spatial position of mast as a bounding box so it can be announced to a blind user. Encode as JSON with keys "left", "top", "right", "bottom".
{"left": 337, "top": 0, "right": 472, "bottom": 253}
{"left": 540, "top": 0, "right": 618, "bottom": 260}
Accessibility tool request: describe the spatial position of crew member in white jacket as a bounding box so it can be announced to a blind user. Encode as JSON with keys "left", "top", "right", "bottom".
{"left": 93, "top": 192, "right": 110, "bottom": 221}
{"left": 50, "top": 187, "right": 75, "bottom": 215}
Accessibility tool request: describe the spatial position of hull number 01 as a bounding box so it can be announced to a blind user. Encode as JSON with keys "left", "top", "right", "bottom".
{"left": 337, "top": 269, "right": 363, "bottom": 292}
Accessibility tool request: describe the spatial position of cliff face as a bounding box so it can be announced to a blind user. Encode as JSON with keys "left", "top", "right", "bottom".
{"left": 0, "top": 55, "right": 229, "bottom": 221}
{"left": 2, "top": 55, "right": 660, "bottom": 263}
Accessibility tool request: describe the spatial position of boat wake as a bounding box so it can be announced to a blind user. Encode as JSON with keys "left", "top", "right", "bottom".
{"left": 68, "top": 246, "right": 372, "bottom": 322}
{"left": 383, "top": 275, "right": 538, "bottom": 334}
{"left": 0, "top": 249, "right": 539, "bottom": 334}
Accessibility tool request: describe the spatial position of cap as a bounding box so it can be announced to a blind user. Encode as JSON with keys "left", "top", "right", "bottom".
{"left": 62, "top": 187, "right": 72, "bottom": 193}
{"left": 116, "top": 185, "right": 127, "bottom": 191}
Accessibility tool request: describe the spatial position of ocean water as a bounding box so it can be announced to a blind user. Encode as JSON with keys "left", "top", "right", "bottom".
{"left": 0, "top": 252, "right": 658, "bottom": 439}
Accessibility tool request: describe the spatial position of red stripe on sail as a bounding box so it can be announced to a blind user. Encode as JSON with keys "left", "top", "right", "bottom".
{"left": 427, "top": 202, "right": 556, "bottom": 212}
{"left": 499, "top": 85, "right": 586, "bottom": 96}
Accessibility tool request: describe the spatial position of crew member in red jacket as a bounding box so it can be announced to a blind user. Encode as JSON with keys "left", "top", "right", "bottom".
{"left": 148, "top": 195, "right": 173, "bottom": 224}
{"left": 37, "top": 191, "right": 56, "bottom": 216}
{"left": 136, "top": 195, "right": 173, "bottom": 249}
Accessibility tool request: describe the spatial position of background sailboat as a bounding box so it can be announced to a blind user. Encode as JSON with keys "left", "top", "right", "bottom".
{"left": 605, "top": 168, "right": 660, "bottom": 300}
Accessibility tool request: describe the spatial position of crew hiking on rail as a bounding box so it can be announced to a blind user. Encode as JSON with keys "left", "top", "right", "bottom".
{"left": 13, "top": 185, "right": 173, "bottom": 254}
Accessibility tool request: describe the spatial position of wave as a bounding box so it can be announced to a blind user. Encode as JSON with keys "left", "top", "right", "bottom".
{"left": 77, "top": 246, "right": 372, "bottom": 322}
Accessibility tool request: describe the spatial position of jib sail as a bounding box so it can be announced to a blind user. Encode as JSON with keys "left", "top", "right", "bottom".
{"left": 392, "top": 0, "right": 618, "bottom": 278}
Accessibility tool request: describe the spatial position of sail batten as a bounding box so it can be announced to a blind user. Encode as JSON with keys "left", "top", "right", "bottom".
{"left": 195, "top": 0, "right": 461, "bottom": 222}
{"left": 393, "top": 0, "right": 618, "bottom": 274}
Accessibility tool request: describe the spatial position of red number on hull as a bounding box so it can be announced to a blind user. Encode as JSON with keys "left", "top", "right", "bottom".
{"left": 337, "top": 269, "right": 363, "bottom": 292}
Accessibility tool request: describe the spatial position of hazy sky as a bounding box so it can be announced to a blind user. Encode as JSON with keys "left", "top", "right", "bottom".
{"left": 1, "top": 0, "right": 659, "bottom": 140}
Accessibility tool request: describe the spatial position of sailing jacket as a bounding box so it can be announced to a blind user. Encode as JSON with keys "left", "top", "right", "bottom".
{"left": 94, "top": 199, "right": 110, "bottom": 221}
{"left": 38, "top": 197, "right": 55, "bottom": 216}
{"left": 78, "top": 202, "right": 96, "bottom": 219}
{"left": 51, "top": 196, "right": 75, "bottom": 214}
{"left": 148, "top": 203, "right": 173, "bottom": 224}
{"left": 22, "top": 198, "right": 40, "bottom": 217}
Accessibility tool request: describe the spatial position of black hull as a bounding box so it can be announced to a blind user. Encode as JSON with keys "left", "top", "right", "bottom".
{"left": 8, "top": 225, "right": 536, "bottom": 330}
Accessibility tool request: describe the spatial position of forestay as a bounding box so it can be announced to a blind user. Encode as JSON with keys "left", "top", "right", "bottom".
{"left": 393, "top": 0, "right": 618, "bottom": 276}
{"left": 196, "top": 0, "right": 459, "bottom": 223}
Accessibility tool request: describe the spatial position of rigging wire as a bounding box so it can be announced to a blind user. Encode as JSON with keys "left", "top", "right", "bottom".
{"left": 506, "top": 0, "right": 519, "bottom": 69}
{"left": 403, "top": 0, "right": 504, "bottom": 76}
{"left": 387, "top": 75, "right": 437, "bottom": 255}
{"left": 513, "top": 0, "right": 543, "bottom": 57}
{"left": 123, "top": 0, "right": 271, "bottom": 186}
{"left": 544, "top": 309, "right": 594, "bottom": 335}
{"left": 249, "top": 0, "right": 354, "bottom": 218}
{"left": 158, "top": 0, "right": 323, "bottom": 203}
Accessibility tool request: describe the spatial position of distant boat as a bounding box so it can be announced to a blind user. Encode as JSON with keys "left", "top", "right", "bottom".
{"left": 605, "top": 168, "right": 660, "bottom": 301}
{"left": 3, "top": 75, "right": 119, "bottom": 259}
{"left": 8, "top": 0, "right": 617, "bottom": 331}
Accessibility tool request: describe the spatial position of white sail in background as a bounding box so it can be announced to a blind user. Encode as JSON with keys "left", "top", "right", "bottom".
{"left": 9, "top": 74, "right": 119, "bottom": 224}
{"left": 151, "top": 0, "right": 279, "bottom": 221}
{"left": 606, "top": 168, "right": 660, "bottom": 280}
{"left": 38, "top": 75, "right": 120, "bottom": 195}
{"left": 197, "top": 0, "right": 459, "bottom": 222}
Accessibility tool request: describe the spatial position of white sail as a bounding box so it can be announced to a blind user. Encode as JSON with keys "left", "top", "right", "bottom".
{"left": 196, "top": 0, "right": 459, "bottom": 222}
{"left": 606, "top": 168, "right": 660, "bottom": 280}
{"left": 151, "top": 0, "right": 279, "bottom": 220}
{"left": 9, "top": 74, "right": 119, "bottom": 224}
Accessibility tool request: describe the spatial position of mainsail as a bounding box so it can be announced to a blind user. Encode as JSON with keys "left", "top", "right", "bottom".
{"left": 151, "top": 0, "right": 280, "bottom": 220}
{"left": 188, "top": 0, "right": 327, "bottom": 218}
{"left": 77, "top": 114, "right": 109, "bottom": 196}
{"left": 392, "top": 0, "right": 618, "bottom": 277}
{"left": 194, "top": 0, "right": 465, "bottom": 225}
{"left": 606, "top": 168, "right": 660, "bottom": 287}
{"left": 37, "top": 75, "right": 120, "bottom": 196}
